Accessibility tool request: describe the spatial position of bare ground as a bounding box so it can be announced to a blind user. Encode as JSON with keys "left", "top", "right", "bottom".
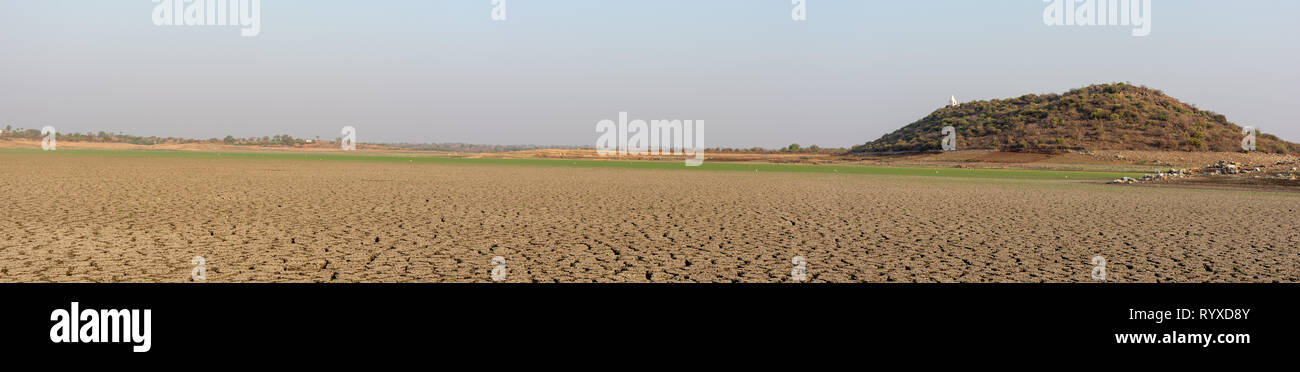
{"left": 1, "top": 152, "right": 1298, "bottom": 283}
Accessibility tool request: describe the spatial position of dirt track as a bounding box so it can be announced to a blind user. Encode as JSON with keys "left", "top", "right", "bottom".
{"left": 1, "top": 152, "right": 1298, "bottom": 282}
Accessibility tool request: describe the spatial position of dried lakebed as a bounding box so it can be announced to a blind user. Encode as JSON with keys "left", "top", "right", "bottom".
{"left": 1, "top": 150, "right": 1297, "bottom": 283}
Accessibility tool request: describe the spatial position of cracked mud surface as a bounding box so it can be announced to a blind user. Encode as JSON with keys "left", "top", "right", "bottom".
{"left": 2, "top": 152, "right": 1298, "bottom": 282}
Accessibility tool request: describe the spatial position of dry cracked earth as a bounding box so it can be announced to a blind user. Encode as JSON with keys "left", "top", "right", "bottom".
{"left": 2, "top": 152, "right": 1298, "bottom": 283}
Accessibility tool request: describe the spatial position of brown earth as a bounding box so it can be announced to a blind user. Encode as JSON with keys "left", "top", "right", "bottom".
{"left": 1139, "top": 176, "right": 1300, "bottom": 194}
{"left": 2, "top": 151, "right": 1298, "bottom": 283}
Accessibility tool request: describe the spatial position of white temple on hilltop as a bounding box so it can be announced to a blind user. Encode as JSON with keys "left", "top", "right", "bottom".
{"left": 949, "top": 95, "right": 958, "bottom": 107}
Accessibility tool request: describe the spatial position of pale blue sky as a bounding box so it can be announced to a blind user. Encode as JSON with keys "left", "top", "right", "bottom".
{"left": 1, "top": 0, "right": 1296, "bottom": 147}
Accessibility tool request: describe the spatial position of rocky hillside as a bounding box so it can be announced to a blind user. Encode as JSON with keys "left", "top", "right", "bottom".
{"left": 852, "top": 83, "right": 1300, "bottom": 154}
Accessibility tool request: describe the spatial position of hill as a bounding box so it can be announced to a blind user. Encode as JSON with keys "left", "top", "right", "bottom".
{"left": 851, "top": 83, "right": 1300, "bottom": 154}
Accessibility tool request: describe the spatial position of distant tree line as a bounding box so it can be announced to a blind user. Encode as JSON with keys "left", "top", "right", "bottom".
{"left": 0, "top": 125, "right": 851, "bottom": 154}
{"left": 707, "top": 144, "right": 846, "bottom": 154}
{"left": 387, "top": 143, "right": 590, "bottom": 153}
{"left": 0, "top": 126, "right": 317, "bottom": 147}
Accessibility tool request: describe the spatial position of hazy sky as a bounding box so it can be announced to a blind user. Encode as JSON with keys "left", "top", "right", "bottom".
{"left": 1, "top": 0, "right": 1296, "bottom": 147}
